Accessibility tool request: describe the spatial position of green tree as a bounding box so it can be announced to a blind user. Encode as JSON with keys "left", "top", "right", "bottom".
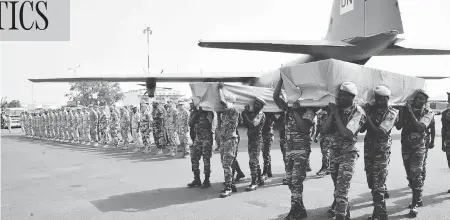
{"left": 65, "top": 82, "right": 124, "bottom": 106}
{"left": 7, "top": 100, "right": 22, "bottom": 108}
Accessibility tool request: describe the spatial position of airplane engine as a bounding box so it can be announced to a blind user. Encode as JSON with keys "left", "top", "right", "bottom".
{"left": 145, "top": 78, "right": 157, "bottom": 97}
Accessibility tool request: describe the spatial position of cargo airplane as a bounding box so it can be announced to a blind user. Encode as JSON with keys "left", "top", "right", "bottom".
{"left": 29, "top": 0, "right": 450, "bottom": 97}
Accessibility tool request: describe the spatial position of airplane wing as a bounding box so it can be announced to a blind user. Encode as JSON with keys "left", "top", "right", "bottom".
{"left": 28, "top": 73, "right": 259, "bottom": 83}
{"left": 376, "top": 40, "right": 450, "bottom": 56}
{"left": 198, "top": 40, "right": 355, "bottom": 54}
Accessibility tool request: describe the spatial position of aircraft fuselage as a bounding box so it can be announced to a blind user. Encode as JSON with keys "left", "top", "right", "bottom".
{"left": 252, "top": 33, "right": 398, "bottom": 88}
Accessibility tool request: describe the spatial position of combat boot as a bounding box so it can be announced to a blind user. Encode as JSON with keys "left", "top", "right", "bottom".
{"left": 187, "top": 174, "right": 202, "bottom": 188}
{"left": 235, "top": 172, "right": 245, "bottom": 182}
{"left": 316, "top": 162, "right": 327, "bottom": 175}
{"left": 246, "top": 176, "right": 258, "bottom": 191}
{"left": 326, "top": 199, "right": 337, "bottom": 217}
{"left": 285, "top": 202, "right": 307, "bottom": 220}
{"left": 257, "top": 168, "right": 265, "bottom": 186}
{"left": 408, "top": 190, "right": 420, "bottom": 217}
{"left": 201, "top": 173, "right": 211, "bottom": 188}
{"left": 283, "top": 178, "right": 288, "bottom": 185}
{"left": 262, "top": 164, "right": 268, "bottom": 180}
{"left": 219, "top": 186, "right": 233, "bottom": 198}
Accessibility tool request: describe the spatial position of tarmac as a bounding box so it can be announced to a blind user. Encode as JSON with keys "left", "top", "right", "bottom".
{"left": 1, "top": 117, "right": 449, "bottom": 220}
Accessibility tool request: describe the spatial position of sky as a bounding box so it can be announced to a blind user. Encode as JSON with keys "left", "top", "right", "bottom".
{"left": 1, "top": 0, "right": 450, "bottom": 106}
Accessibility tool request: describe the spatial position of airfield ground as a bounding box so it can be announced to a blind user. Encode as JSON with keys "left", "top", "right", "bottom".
{"left": 1, "top": 117, "right": 449, "bottom": 220}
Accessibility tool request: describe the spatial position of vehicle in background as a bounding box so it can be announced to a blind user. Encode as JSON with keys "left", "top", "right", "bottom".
{"left": 3, "top": 107, "right": 26, "bottom": 129}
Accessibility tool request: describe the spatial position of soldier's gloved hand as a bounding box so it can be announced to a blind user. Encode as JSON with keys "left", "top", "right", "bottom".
{"left": 429, "top": 142, "right": 434, "bottom": 149}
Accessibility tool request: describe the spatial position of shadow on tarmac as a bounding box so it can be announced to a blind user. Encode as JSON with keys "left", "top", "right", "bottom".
{"left": 90, "top": 174, "right": 286, "bottom": 212}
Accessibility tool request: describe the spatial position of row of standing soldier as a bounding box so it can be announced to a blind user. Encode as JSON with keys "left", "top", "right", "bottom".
{"left": 186, "top": 79, "right": 450, "bottom": 220}
{"left": 21, "top": 101, "right": 192, "bottom": 157}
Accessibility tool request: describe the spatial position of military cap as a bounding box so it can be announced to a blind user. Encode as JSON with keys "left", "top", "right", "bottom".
{"left": 416, "top": 89, "right": 429, "bottom": 98}
{"left": 255, "top": 96, "right": 266, "bottom": 105}
{"left": 340, "top": 82, "right": 358, "bottom": 96}
{"left": 374, "top": 85, "right": 391, "bottom": 97}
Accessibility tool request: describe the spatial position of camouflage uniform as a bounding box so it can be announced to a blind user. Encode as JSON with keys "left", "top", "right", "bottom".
{"left": 166, "top": 104, "right": 179, "bottom": 155}
{"left": 47, "top": 111, "right": 52, "bottom": 139}
{"left": 218, "top": 105, "right": 240, "bottom": 196}
{"left": 244, "top": 110, "right": 266, "bottom": 189}
{"left": 152, "top": 103, "right": 166, "bottom": 151}
{"left": 140, "top": 106, "right": 152, "bottom": 152}
{"left": 61, "top": 110, "right": 67, "bottom": 140}
{"left": 422, "top": 118, "right": 435, "bottom": 184}
{"left": 40, "top": 114, "right": 45, "bottom": 138}
{"left": 109, "top": 108, "right": 120, "bottom": 147}
{"left": 68, "top": 110, "right": 75, "bottom": 141}
{"left": 131, "top": 110, "right": 142, "bottom": 149}
{"left": 189, "top": 110, "right": 214, "bottom": 187}
{"left": 77, "top": 109, "right": 84, "bottom": 143}
{"left": 177, "top": 105, "right": 190, "bottom": 155}
{"left": 33, "top": 115, "right": 38, "bottom": 137}
{"left": 363, "top": 104, "right": 399, "bottom": 218}
{"left": 89, "top": 108, "right": 99, "bottom": 145}
{"left": 400, "top": 105, "right": 434, "bottom": 206}
{"left": 262, "top": 112, "right": 276, "bottom": 178}
{"left": 285, "top": 108, "right": 316, "bottom": 215}
{"left": 73, "top": 110, "right": 80, "bottom": 142}
{"left": 99, "top": 108, "right": 109, "bottom": 146}
{"left": 51, "top": 111, "right": 57, "bottom": 139}
{"left": 120, "top": 108, "right": 130, "bottom": 149}
{"left": 82, "top": 109, "right": 90, "bottom": 144}
{"left": 442, "top": 107, "right": 450, "bottom": 170}
{"left": 329, "top": 104, "right": 366, "bottom": 219}
{"left": 276, "top": 112, "right": 288, "bottom": 183}
{"left": 317, "top": 109, "right": 332, "bottom": 175}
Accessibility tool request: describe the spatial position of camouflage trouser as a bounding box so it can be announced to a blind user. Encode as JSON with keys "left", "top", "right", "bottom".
{"left": 330, "top": 150, "right": 359, "bottom": 218}
{"left": 45, "top": 125, "right": 50, "bottom": 138}
{"left": 68, "top": 126, "right": 74, "bottom": 140}
{"left": 178, "top": 130, "right": 190, "bottom": 154}
{"left": 75, "top": 125, "right": 84, "bottom": 142}
{"left": 248, "top": 139, "right": 262, "bottom": 178}
{"left": 153, "top": 125, "right": 166, "bottom": 149}
{"left": 423, "top": 135, "right": 432, "bottom": 182}
{"left": 364, "top": 139, "right": 391, "bottom": 217}
{"left": 84, "top": 126, "right": 90, "bottom": 143}
{"left": 286, "top": 149, "right": 308, "bottom": 205}
{"left": 141, "top": 126, "right": 151, "bottom": 148}
{"left": 121, "top": 126, "right": 129, "bottom": 146}
{"left": 190, "top": 136, "right": 213, "bottom": 175}
{"left": 262, "top": 134, "right": 274, "bottom": 173}
{"left": 166, "top": 128, "right": 177, "bottom": 147}
{"left": 445, "top": 139, "right": 450, "bottom": 169}
{"left": 279, "top": 128, "right": 288, "bottom": 172}
{"left": 131, "top": 127, "right": 142, "bottom": 147}
{"left": 401, "top": 143, "right": 426, "bottom": 192}
{"left": 90, "top": 125, "right": 98, "bottom": 142}
{"left": 231, "top": 134, "right": 242, "bottom": 175}
{"left": 320, "top": 134, "right": 332, "bottom": 169}
{"left": 221, "top": 138, "right": 238, "bottom": 187}
{"left": 110, "top": 128, "right": 119, "bottom": 147}
{"left": 73, "top": 125, "right": 80, "bottom": 141}
{"left": 99, "top": 128, "right": 108, "bottom": 145}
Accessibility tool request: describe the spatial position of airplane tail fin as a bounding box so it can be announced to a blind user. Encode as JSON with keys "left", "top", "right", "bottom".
{"left": 325, "top": 0, "right": 404, "bottom": 41}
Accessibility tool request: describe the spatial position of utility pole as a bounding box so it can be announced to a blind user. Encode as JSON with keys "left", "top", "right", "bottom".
{"left": 143, "top": 26, "right": 152, "bottom": 74}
